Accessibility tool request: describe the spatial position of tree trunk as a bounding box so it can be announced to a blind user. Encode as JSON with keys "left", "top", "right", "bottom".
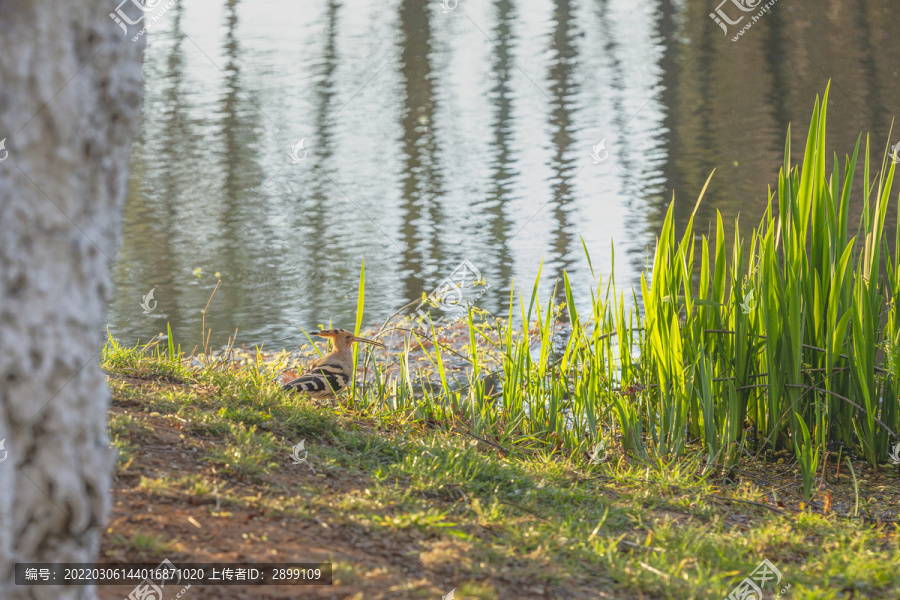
{"left": 0, "top": 1, "right": 145, "bottom": 598}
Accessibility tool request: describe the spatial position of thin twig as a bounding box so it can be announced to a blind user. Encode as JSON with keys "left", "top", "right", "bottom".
{"left": 463, "top": 428, "right": 515, "bottom": 455}
{"left": 785, "top": 383, "right": 898, "bottom": 439}
{"left": 498, "top": 499, "right": 548, "bottom": 520}
{"left": 703, "top": 329, "right": 886, "bottom": 373}
{"left": 200, "top": 279, "right": 222, "bottom": 359}
{"left": 706, "top": 494, "right": 785, "bottom": 514}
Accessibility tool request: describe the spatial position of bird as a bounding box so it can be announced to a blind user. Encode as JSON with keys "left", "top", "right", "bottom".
{"left": 282, "top": 329, "right": 384, "bottom": 403}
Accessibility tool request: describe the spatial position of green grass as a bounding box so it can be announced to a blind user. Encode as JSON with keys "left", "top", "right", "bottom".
{"left": 326, "top": 83, "right": 900, "bottom": 481}
{"left": 101, "top": 85, "right": 900, "bottom": 598}
{"left": 138, "top": 475, "right": 177, "bottom": 495}
{"left": 102, "top": 342, "right": 900, "bottom": 598}
{"left": 107, "top": 531, "right": 178, "bottom": 558}
{"left": 206, "top": 422, "right": 280, "bottom": 480}
{"left": 108, "top": 412, "right": 154, "bottom": 466}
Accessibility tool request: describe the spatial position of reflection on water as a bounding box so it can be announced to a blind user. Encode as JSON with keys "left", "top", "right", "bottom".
{"left": 110, "top": 0, "right": 900, "bottom": 350}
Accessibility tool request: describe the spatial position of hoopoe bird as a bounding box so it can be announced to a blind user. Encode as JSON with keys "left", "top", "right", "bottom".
{"left": 282, "top": 329, "right": 384, "bottom": 402}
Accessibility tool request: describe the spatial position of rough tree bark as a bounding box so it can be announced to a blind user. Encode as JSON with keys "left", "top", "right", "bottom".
{"left": 0, "top": 1, "right": 145, "bottom": 598}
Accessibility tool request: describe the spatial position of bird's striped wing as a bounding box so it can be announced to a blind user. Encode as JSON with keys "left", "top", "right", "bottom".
{"left": 282, "top": 364, "right": 349, "bottom": 397}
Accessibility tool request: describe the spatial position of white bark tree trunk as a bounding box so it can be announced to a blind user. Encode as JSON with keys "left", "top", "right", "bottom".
{"left": 0, "top": 1, "right": 145, "bottom": 598}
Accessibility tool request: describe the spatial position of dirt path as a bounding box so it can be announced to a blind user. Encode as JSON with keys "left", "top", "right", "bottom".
{"left": 98, "top": 407, "right": 572, "bottom": 600}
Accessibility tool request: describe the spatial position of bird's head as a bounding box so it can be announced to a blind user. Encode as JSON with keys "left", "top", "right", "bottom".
{"left": 315, "top": 329, "right": 385, "bottom": 351}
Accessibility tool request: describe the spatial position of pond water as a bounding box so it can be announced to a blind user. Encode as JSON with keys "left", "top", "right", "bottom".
{"left": 109, "top": 0, "right": 900, "bottom": 351}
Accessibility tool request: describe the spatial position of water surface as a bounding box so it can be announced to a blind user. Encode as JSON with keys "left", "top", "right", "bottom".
{"left": 110, "top": 0, "right": 900, "bottom": 350}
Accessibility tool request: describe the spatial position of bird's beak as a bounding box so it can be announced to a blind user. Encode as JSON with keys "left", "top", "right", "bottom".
{"left": 352, "top": 335, "right": 385, "bottom": 348}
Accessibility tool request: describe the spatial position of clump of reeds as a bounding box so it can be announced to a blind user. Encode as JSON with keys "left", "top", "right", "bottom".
{"left": 349, "top": 84, "right": 899, "bottom": 499}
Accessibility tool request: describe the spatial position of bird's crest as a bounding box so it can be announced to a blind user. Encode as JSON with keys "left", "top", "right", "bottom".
{"left": 442, "top": 589, "right": 456, "bottom": 600}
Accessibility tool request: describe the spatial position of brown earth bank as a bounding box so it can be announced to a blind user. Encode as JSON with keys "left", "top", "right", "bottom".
{"left": 94, "top": 367, "right": 900, "bottom": 600}
{"left": 97, "top": 404, "right": 610, "bottom": 600}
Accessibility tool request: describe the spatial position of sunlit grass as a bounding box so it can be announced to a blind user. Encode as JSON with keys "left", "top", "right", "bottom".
{"left": 107, "top": 531, "right": 178, "bottom": 558}
{"left": 100, "top": 84, "right": 900, "bottom": 597}
{"left": 108, "top": 412, "right": 151, "bottom": 467}
{"left": 325, "top": 83, "right": 900, "bottom": 484}
{"left": 206, "top": 422, "right": 279, "bottom": 480}
{"left": 102, "top": 341, "right": 900, "bottom": 597}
